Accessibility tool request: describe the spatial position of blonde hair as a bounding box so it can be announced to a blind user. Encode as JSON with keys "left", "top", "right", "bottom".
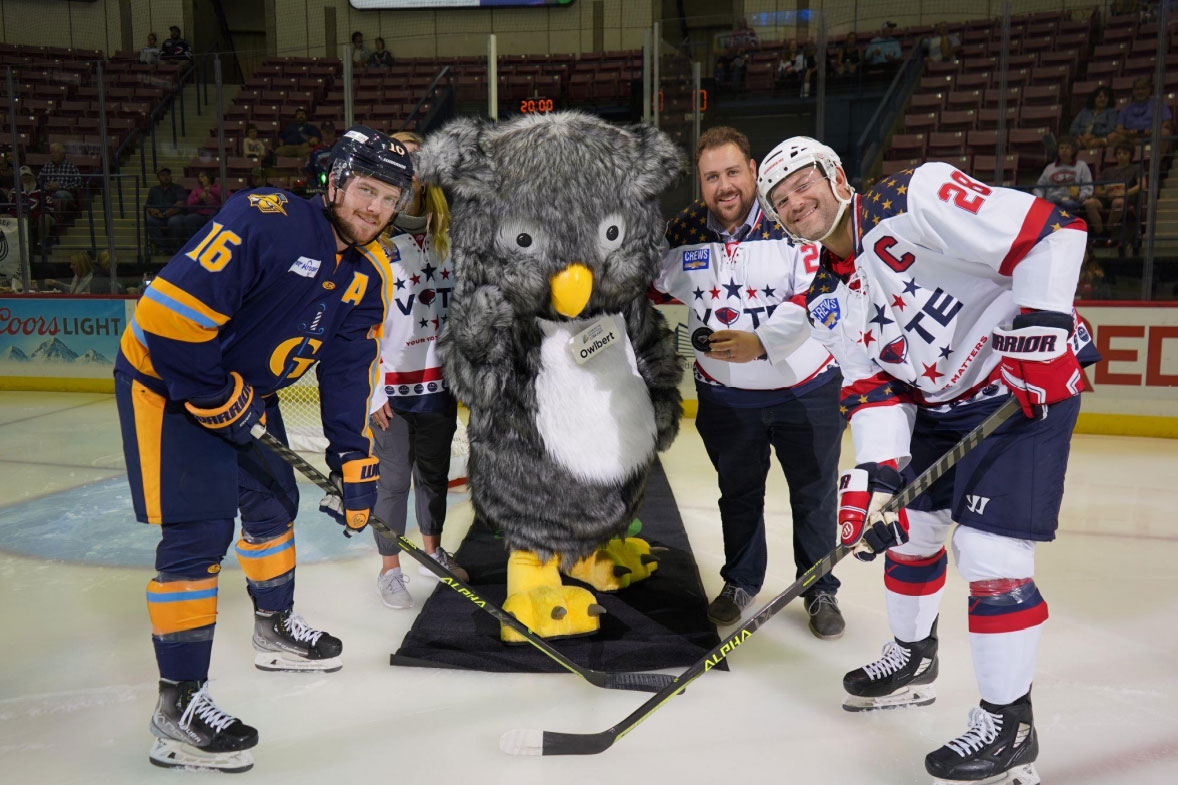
{"left": 70, "top": 251, "right": 94, "bottom": 276}
{"left": 391, "top": 130, "right": 451, "bottom": 258}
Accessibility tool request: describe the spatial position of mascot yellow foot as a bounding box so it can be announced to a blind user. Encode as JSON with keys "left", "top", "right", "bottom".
{"left": 502, "top": 550, "right": 605, "bottom": 643}
{"left": 563, "top": 537, "right": 660, "bottom": 592}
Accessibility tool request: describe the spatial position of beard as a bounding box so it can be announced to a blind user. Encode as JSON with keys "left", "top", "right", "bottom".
{"left": 326, "top": 203, "right": 385, "bottom": 248}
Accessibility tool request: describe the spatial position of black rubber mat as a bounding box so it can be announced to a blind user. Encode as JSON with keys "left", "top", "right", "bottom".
{"left": 390, "top": 459, "right": 725, "bottom": 674}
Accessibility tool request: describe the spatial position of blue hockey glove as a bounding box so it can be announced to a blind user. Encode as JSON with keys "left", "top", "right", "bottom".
{"left": 184, "top": 371, "right": 266, "bottom": 447}
{"left": 319, "top": 454, "right": 379, "bottom": 536}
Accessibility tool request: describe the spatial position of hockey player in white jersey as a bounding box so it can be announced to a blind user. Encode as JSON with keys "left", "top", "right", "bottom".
{"left": 756, "top": 137, "right": 1098, "bottom": 785}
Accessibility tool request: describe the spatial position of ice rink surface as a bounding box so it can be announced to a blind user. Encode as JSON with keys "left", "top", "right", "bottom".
{"left": 1, "top": 390, "right": 1176, "bottom": 784}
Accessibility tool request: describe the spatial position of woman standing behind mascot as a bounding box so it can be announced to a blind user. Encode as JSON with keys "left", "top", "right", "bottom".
{"left": 365, "top": 130, "right": 467, "bottom": 610}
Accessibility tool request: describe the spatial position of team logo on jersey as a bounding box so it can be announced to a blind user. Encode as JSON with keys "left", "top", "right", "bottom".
{"left": 289, "top": 256, "right": 322, "bottom": 278}
{"left": 879, "top": 336, "right": 908, "bottom": 364}
{"left": 248, "top": 192, "right": 289, "bottom": 216}
{"left": 387, "top": 245, "right": 400, "bottom": 262}
{"left": 810, "top": 295, "right": 841, "bottom": 329}
{"left": 419, "top": 288, "right": 436, "bottom": 306}
{"left": 682, "top": 248, "right": 710, "bottom": 271}
{"left": 714, "top": 306, "right": 739, "bottom": 326}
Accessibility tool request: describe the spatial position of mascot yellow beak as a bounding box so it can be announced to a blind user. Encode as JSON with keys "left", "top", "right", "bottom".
{"left": 550, "top": 264, "right": 593, "bottom": 318}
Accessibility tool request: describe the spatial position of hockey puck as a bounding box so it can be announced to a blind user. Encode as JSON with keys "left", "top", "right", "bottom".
{"left": 691, "top": 327, "right": 713, "bottom": 353}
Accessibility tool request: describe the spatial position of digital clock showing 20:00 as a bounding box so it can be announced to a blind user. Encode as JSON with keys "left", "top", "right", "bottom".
{"left": 520, "top": 98, "right": 555, "bottom": 113}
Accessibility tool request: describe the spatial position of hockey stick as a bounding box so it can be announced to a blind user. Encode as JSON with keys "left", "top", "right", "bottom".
{"left": 500, "top": 395, "right": 1023, "bottom": 756}
{"left": 250, "top": 425, "right": 676, "bottom": 694}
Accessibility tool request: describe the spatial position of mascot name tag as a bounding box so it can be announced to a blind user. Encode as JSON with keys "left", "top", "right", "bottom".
{"left": 570, "top": 315, "right": 622, "bottom": 365}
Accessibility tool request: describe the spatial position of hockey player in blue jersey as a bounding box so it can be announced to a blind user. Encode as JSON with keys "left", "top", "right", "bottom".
{"left": 113, "top": 125, "right": 412, "bottom": 772}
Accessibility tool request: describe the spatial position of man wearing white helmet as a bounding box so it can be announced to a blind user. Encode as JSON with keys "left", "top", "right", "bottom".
{"left": 654, "top": 126, "right": 845, "bottom": 638}
{"left": 757, "top": 137, "right": 1099, "bottom": 785}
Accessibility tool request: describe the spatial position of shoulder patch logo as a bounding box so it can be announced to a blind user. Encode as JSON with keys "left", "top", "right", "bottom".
{"left": 248, "top": 192, "right": 289, "bottom": 216}
{"left": 289, "top": 256, "right": 322, "bottom": 278}
{"left": 682, "top": 247, "right": 710, "bottom": 271}
{"left": 810, "top": 294, "right": 842, "bottom": 329}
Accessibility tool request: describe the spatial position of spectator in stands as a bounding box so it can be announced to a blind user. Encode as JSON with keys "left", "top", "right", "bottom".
{"left": 925, "top": 22, "right": 960, "bottom": 62}
{"left": 1076, "top": 243, "right": 1110, "bottom": 300}
{"left": 11, "top": 166, "right": 54, "bottom": 250}
{"left": 180, "top": 172, "right": 222, "bottom": 239}
{"left": 1033, "top": 135, "right": 1103, "bottom": 233}
{"left": 1070, "top": 85, "right": 1121, "bottom": 151}
{"left": 38, "top": 144, "right": 80, "bottom": 213}
{"left": 775, "top": 38, "right": 805, "bottom": 88}
{"left": 93, "top": 250, "right": 126, "bottom": 294}
{"left": 369, "top": 37, "right": 393, "bottom": 68}
{"left": 140, "top": 32, "right": 161, "bottom": 65}
{"left": 274, "top": 107, "right": 321, "bottom": 158}
{"left": 246, "top": 166, "right": 267, "bottom": 190}
{"left": 144, "top": 167, "right": 188, "bottom": 254}
{"left": 1115, "top": 77, "right": 1173, "bottom": 152}
{"left": 242, "top": 123, "right": 268, "bottom": 161}
{"left": 833, "top": 32, "right": 862, "bottom": 80}
{"left": 800, "top": 41, "right": 819, "bottom": 98}
{"left": 160, "top": 25, "right": 193, "bottom": 62}
{"left": 55, "top": 252, "right": 94, "bottom": 294}
{"left": 351, "top": 31, "right": 370, "bottom": 67}
{"left": 865, "top": 21, "right": 901, "bottom": 72}
{"left": 1095, "top": 141, "right": 1144, "bottom": 246}
{"left": 305, "top": 121, "right": 337, "bottom": 186}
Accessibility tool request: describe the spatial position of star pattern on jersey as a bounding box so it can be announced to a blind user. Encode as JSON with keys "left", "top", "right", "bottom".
{"left": 902, "top": 278, "right": 920, "bottom": 295}
{"left": 441, "top": 269, "right": 450, "bottom": 280}
{"left": 395, "top": 278, "right": 405, "bottom": 290}
{"left": 745, "top": 286, "right": 759, "bottom": 299}
{"left": 762, "top": 284, "right": 776, "bottom": 298}
{"left": 419, "top": 318, "right": 428, "bottom": 328}
{"left": 869, "top": 304, "right": 895, "bottom": 327}
{"left": 422, "top": 262, "right": 437, "bottom": 281}
{"left": 891, "top": 294, "right": 907, "bottom": 311}
{"left": 723, "top": 280, "right": 742, "bottom": 298}
{"left": 861, "top": 330, "right": 875, "bottom": 346}
{"left": 859, "top": 169, "right": 914, "bottom": 230}
{"left": 709, "top": 286, "right": 722, "bottom": 300}
{"left": 693, "top": 287, "right": 705, "bottom": 300}
{"left": 939, "top": 344, "right": 953, "bottom": 358}
{"left": 410, "top": 273, "right": 421, "bottom": 286}
{"left": 920, "top": 361, "right": 944, "bottom": 383}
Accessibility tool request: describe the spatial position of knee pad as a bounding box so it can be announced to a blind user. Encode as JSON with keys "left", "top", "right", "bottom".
{"left": 234, "top": 527, "right": 296, "bottom": 588}
{"left": 885, "top": 548, "right": 948, "bottom": 596}
{"left": 147, "top": 573, "right": 218, "bottom": 642}
{"left": 968, "top": 578, "right": 1048, "bottom": 634}
{"left": 952, "top": 525, "right": 1035, "bottom": 583}
{"left": 890, "top": 508, "right": 952, "bottom": 558}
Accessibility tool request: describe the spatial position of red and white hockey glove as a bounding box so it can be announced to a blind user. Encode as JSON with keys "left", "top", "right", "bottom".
{"left": 319, "top": 454, "right": 379, "bottom": 537}
{"left": 993, "top": 310, "right": 1082, "bottom": 420}
{"left": 838, "top": 462, "right": 908, "bottom": 562}
{"left": 184, "top": 371, "right": 266, "bottom": 447}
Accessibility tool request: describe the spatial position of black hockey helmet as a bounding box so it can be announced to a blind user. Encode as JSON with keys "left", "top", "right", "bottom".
{"left": 330, "top": 124, "right": 414, "bottom": 198}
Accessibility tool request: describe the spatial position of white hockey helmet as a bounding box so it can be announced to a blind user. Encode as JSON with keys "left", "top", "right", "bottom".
{"left": 756, "top": 136, "right": 854, "bottom": 244}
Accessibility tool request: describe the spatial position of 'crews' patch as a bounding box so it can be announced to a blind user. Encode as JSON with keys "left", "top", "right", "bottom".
{"left": 811, "top": 295, "right": 841, "bottom": 329}
{"left": 248, "top": 192, "right": 289, "bottom": 216}
{"left": 682, "top": 248, "right": 710, "bottom": 271}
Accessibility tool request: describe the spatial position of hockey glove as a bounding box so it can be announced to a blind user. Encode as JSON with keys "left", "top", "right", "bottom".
{"left": 318, "top": 454, "right": 379, "bottom": 536}
{"left": 838, "top": 462, "right": 908, "bottom": 562}
{"left": 184, "top": 371, "right": 266, "bottom": 447}
{"left": 993, "top": 310, "right": 1082, "bottom": 420}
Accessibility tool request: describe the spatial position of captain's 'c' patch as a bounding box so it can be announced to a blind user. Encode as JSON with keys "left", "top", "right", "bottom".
{"left": 248, "top": 193, "right": 289, "bottom": 216}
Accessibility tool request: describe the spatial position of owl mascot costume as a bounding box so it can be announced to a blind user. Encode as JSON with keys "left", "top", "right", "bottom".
{"left": 416, "top": 111, "right": 684, "bottom": 642}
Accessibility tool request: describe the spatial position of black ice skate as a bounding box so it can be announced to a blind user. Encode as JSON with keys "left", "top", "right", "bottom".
{"left": 842, "top": 620, "right": 938, "bottom": 712}
{"left": 149, "top": 679, "right": 258, "bottom": 773}
{"left": 925, "top": 693, "right": 1039, "bottom": 785}
{"left": 252, "top": 609, "right": 343, "bottom": 672}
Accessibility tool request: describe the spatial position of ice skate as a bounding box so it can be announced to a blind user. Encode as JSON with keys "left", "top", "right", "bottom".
{"left": 149, "top": 679, "right": 257, "bottom": 773}
{"left": 842, "top": 622, "right": 938, "bottom": 711}
{"left": 926, "top": 693, "right": 1039, "bottom": 785}
{"left": 253, "top": 609, "right": 343, "bottom": 672}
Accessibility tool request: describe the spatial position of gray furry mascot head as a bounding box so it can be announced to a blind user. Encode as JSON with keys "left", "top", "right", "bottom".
{"left": 417, "top": 111, "right": 684, "bottom": 641}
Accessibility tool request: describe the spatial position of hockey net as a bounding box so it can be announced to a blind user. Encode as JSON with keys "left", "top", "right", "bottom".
{"left": 275, "top": 372, "right": 468, "bottom": 485}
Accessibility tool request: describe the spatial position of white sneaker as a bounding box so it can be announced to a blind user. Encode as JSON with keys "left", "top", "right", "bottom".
{"left": 418, "top": 548, "right": 469, "bottom": 583}
{"left": 377, "top": 568, "right": 412, "bottom": 609}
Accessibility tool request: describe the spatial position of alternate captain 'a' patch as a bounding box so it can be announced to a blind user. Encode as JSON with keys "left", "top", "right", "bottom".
{"left": 248, "top": 192, "right": 289, "bottom": 216}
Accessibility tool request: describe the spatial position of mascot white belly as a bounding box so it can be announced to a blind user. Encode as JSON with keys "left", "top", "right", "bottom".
{"left": 534, "top": 313, "right": 657, "bottom": 484}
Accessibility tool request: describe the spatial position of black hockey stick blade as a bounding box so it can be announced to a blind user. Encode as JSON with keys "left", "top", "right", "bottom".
{"left": 500, "top": 395, "right": 1023, "bottom": 756}
{"left": 250, "top": 426, "right": 675, "bottom": 694}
